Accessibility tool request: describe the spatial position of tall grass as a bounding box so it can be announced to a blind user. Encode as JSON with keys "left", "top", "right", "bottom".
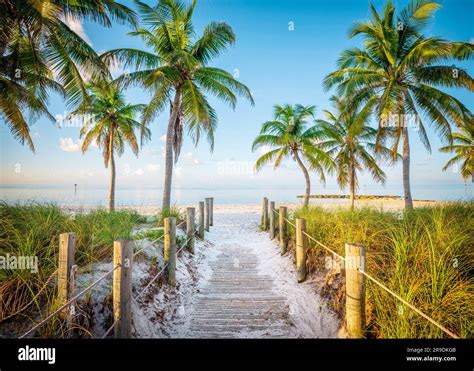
{"left": 289, "top": 203, "right": 473, "bottom": 338}
{"left": 0, "top": 202, "right": 141, "bottom": 333}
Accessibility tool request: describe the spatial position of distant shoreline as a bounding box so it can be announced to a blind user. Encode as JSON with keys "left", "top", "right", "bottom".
{"left": 50, "top": 199, "right": 461, "bottom": 215}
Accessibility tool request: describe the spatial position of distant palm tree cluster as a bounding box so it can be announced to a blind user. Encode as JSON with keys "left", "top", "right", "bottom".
{"left": 254, "top": 0, "right": 473, "bottom": 209}
{"left": 1, "top": 0, "right": 472, "bottom": 211}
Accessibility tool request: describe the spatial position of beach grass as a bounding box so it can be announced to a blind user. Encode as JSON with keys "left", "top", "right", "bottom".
{"left": 288, "top": 203, "right": 474, "bottom": 338}
{"left": 0, "top": 202, "right": 142, "bottom": 331}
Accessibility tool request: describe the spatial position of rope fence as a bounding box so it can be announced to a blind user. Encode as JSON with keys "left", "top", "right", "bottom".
{"left": 14, "top": 197, "right": 214, "bottom": 339}
{"left": 265, "top": 198, "right": 459, "bottom": 339}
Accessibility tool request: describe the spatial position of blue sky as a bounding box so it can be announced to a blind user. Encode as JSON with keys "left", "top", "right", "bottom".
{"left": 1, "top": 0, "right": 473, "bottom": 192}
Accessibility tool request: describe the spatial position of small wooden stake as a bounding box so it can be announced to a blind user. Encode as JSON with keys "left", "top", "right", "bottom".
{"left": 58, "top": 233, "right": 75, "bottom": 318}
{"left": 279, "top": 206, "right": 288, "bottom": 255}
{"left": 210, "top": 197, "right": 214, "bottom": 226}
{"left": 269, "top": 201, "right": 276, "bottom": 239}
{"left": 205, "top": 198, "right": 210, "bottom": 232}
{"left": 198, "top": 201, "right": 205, "bottom": 238}
{"left": 164, "top": 217, "right": 177, "bottom": 286}
{"left": 262, "top": 197, "right": 269, "bottom": 230}
{"left": 344, "top": 243, "right": 366, "bottom": 338}
{"left": 113, "top": 239, "right": 133, "bottom": 338}
{"left": 296, "top": 218, "right": 307, "bottom": 283}
{"left": 186, "top": 207, "right": 195, "bottom": 253}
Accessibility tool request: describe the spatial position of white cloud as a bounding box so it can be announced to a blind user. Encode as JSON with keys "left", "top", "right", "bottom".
{"left": 64, "top": 15, "right": 92, "bottom": 46}
{"left": 159, "top": 134, "right": 167, "bottom": 143}
{"left": 80, "top": 170, "right": 94, "bottom": 177}
{"left": 175, "top": 166, "right": 183, "bottom": 177}
{"left": 59, "top": 137, "right": 82, "bottom": 153}
{"left": 134, "top": 168, "right": 144, "bottom": 176}
{"left": 146, "top": 163, "right": 160, "bottom": 173}
{"left": 184, "top": 151, "right": 201, "bottom": 165}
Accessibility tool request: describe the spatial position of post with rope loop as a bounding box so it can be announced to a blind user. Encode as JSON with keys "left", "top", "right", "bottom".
{"left": 344, "top": 243, "right": 366, "bottom": 338}
{"left": 262, "top": 197, "right": 269, "bottom": 230}
{"left": 269, "top": 201, "right": 276, "bottom": 239}
{"left": 186, "top": 207, "right": 195, "bottom": 253}
{"left": 113, "top": 239, "right": 133, "bottom": 338}
{"left": 279, "top": 206, "right": 288, "bottom": 255}
{"left": 296, "top": 218, "right": 307, "bottom": 283}
{"left": 164, "top": 217, "right": 177, "bottom": 286}
{"left": 58, "top": 233, "right": 75, "bottom": 319}
{"left": 198, "top": 201, "right": 205, "bottom": 238}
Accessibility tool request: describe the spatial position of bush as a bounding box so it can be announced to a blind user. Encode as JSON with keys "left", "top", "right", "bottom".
{"left": 289, "top": 203, "right": 474, "bottom": 338}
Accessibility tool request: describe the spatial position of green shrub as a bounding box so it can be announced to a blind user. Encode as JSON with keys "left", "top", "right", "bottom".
{"left": 289, "top": 203, "right": 474, "bottom": 338}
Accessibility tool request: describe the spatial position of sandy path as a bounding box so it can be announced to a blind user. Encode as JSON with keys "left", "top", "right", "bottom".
{"left": 182, "top": 211, "right": 341, "bottom": 338}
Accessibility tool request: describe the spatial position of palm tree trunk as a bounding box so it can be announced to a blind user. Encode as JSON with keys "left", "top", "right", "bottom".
{"left": 349, "top": 162, "right": 355, "bottom": 209}
{"left": 401, "top": 126, "right": 413, "bottom": 210}
{"left": 108, "top": 127, "right": 116, "bottom": 212}
{"left": 294, "top": 150, "right": 311, "bottom": 208}
{"left": 162, "top": 89, "right": 182, "bottom": 210}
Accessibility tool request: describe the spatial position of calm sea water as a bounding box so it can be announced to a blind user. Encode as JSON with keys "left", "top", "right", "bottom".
{"left": 0, "top": 184, "right": 472, "bottom": 206}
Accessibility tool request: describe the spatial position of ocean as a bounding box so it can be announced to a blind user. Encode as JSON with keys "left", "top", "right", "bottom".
{"left": 0, "top": 184, "right": 472, "bottom": 206}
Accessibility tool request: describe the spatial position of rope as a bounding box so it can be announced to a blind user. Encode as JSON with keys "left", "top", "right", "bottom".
{"left": 134, "top": 237, "right": 191, "bottom": 300}
{"left": 268, "top": 202, "right": 459, "bottom": 339}
{"left": 1, "top": 269, "right": 59, "bottom": 323}
{"left": 302, "top": 231, "right": 346, "bottom": 262}
{"left": 133, "top": 234, "right": 164, "bottom": 258}
{"left": 357, "top": 269, "right": 459, "bottom": 339}
{"left": 19, "top": 263, "right": 121, "bottom": 339}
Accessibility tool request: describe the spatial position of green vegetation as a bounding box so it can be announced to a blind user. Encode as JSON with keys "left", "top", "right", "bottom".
{"left": 156, "top": 207, "right": 184, "bottom": 227}
{"left": 316, "top": 95, "right": 395, "bottom": 209}
{"left": 0, "top": 203, "right": 141, "bottom": 325}
{"left": 69, "top": 79, "right": 150, "bottom": 212}
{"left": 103, "top": 0, "right": 254, "bottom": 209}
{"left": 252, "top": 104, "right": 334, "bottom": 207}
{"left": 324, "top": 0, "right": 473, "bottom": 210}
{"left": 440, "top": 125, "right": 474, "bottom": 183}
{"left": 287, "top": 203, "right": 474, "bottom": 338}
{"left": 0, "top": 0, "right": 136, "bottom": 151}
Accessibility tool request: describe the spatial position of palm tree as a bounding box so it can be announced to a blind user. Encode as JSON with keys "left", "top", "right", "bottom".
{"left": 323, "top": 0, "right": 473, "bottom": 210}
{"left": 252, "top": 104, "right": 334, "bottom": 207}
{"left": 440, "top": 125, "right": 474, "bottom": 182}
{"left": 316, "top": 96, "right": 395, "bottom": 208}
{"left": 0, "top": 0, "right": 137, "bottom": 151}
{"left": 102, "top": 0, "right": 254, "bottom": 210}
{"left": 69, "top": 80, "right": 149, "bottom": 211}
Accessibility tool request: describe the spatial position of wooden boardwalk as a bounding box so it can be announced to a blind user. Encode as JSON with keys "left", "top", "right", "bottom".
{"left": 187, "top": 243, "right": 294, "bottom": 338}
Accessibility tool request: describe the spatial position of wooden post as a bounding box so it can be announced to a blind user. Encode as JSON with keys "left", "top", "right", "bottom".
{"left": 164, "top": 217, "right": 177, "bottom": 286}
{"left": 210, "top": 197, "right": 214, "bottom": 226}
{"left": 205, "top": 198, "right": 210, "bottom": 232}
{"left": 269, "top": 201, "right": 276, "bottom": 239}
{"left": 186, "top": 207, "right": 195, "bottom": 253}
{"left": 262, "top": 197, "right": 269, "bottom": 230}
{"left": 198, "top": 201, "right": 205, "bottom": 238}
{"left": 58, "top": 233, "right": 75, "bottom": 317}
{"left": 344, "top": 243, "right": 366, "bottom": 338}
{"left": 279, "top": 206, "right": 288, "bottom": 255}
{"left": 296, "top": 218, "right": 307, "bottom": 283}
{"left": 113, "top": 239, "right": 133, "bottom": 338}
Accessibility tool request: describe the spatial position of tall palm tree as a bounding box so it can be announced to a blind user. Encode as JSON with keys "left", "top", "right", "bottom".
{"left": 102, "top": 0, "right": 254, "bottom": 210}
{"left": 440, "top": 125, "right": 474, "bottom": 183}
{"left": 323, "top": 0, "right": 473, "bottom": 210}
{"left": 0, "top": 0, "right": 137, "bottom": 151}
{"left": 69, "top": 80, "right": 150, "bottom": 211}
{"left": 252, "top": 104, "right": 334, "bottom": 207}
{"left": 316, "top": 96, "right": 395, "bottom": 208}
